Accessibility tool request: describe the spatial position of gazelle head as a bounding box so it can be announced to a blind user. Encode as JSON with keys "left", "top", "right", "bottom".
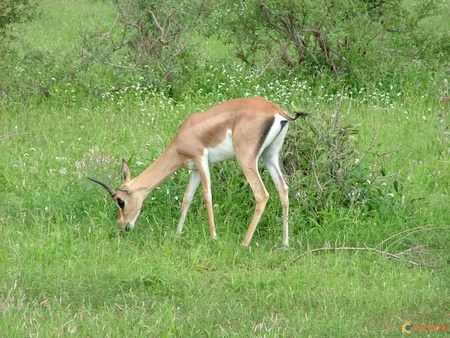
{"left": 89, "top": 160, "right": 143, "bottom": 231}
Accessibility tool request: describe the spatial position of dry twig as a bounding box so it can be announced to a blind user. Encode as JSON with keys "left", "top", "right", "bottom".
{"left": 293, "top": 225, "right": 450, "bottom": 269}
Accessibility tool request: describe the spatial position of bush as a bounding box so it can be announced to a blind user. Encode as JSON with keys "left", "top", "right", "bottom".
{"left": 283, "top": 105, "right": 401, "bottom": 223}
{"left": 0, "top": 0, "right": 40, "bottom": 40}
{"left": 79, "top": 0, "right": 212, "bottom": 96}
{"left": 211, "top": 0, "right": 450, "bottom": 87}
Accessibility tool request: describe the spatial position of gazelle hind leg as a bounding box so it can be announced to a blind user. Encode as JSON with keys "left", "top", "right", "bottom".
{"left": 237, "top": 157, "right": 269, "bottom": 246}
{"left": 261, "top": 123, "right": 290, "bottom": 247}
{"left": 263, "top": 154, "right": 289, "bottom": 247}
{"left": 177, "top": 170, "right": 201, "bottom": 235}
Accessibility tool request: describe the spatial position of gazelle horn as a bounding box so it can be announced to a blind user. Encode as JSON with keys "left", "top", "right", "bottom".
{"left": 88, "top": 177, "right": 116, "bottom": 197}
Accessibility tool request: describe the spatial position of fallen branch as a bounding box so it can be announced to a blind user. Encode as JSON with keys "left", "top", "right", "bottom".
{"left": 375, "top": 225, "right": 450, "bottom": 251}
{"left": 293, "top": 225, "right": 450, "bottom": 269}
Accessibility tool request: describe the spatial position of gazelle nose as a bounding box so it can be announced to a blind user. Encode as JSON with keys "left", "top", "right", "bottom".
{"left": 125, "top": 221, "right": 136, "bottom": 231}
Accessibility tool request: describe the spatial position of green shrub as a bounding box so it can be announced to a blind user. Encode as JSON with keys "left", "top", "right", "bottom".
{"left": 210, "top": 0, "right": 450, "bottom": 88}
{"left": 0, "top": 0, "right": 40, "bottom": 40}
{"left": 284, "top": 105, "right": 402, "bottom": 223}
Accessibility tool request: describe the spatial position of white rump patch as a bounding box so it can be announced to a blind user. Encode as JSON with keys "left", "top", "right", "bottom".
{"left": 258, "top": 114, "right": 289, "bottom": 156}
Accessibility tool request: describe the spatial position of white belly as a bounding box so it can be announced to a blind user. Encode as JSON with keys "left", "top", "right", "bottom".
{"left": 207, "top": 130, "right": 235, "bottom": 164}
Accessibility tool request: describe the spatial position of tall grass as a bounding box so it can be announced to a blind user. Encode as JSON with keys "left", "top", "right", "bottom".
{"left": 1, "top": 0, "right": 449, "bottom": 336}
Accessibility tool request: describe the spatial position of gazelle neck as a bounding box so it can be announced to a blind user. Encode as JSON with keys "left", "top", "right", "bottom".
{"left": 130, "top": 146, "right": 185, "bottom": 197}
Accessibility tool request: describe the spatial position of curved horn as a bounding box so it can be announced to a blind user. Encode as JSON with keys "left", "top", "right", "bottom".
{"left": 88, "top": 177, "right": 116, "bottom": 197}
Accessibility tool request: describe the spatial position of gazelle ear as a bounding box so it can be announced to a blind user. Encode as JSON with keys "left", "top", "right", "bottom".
{"left": 121, "top": 159, "right": 131, "bottom": 183}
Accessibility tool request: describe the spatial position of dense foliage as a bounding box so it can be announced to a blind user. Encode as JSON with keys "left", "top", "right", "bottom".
{"left": 0, "top": 0, "right": 40, "bottom": 39}
{"left": 213, "top": 0, "right": 450, "bottom": 82}
{"left": 1, "top": 0, "right": 449, "bottom": 98}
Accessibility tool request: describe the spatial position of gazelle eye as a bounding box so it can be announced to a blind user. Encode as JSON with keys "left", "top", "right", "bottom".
{"left": 117, "top": 198, "right": 125, "bottom": 209}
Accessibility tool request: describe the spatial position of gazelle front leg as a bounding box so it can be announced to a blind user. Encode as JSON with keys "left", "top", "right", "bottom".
{"left": 177, "top": 170, "right": 201, "bottom": 235}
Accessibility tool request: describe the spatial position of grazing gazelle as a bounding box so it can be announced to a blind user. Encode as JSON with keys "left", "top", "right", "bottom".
{"left": 89, "top": 97, "right": 308, "bottom": 247}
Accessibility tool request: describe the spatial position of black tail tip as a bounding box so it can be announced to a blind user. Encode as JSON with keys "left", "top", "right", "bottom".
{"left": 293, "top": 111, "right": 309, "bottom": 120}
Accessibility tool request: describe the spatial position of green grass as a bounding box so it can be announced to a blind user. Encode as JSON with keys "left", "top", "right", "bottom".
{"left": 1, "top": 0, "right": 449, "bottom": 336}
{"left": 1, "top": 90, "right": 449, "bottom": 337}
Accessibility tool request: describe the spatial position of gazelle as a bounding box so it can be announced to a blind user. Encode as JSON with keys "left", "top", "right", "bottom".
{"left": 89, "top": 97, "right": 308, "bottom": 247}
